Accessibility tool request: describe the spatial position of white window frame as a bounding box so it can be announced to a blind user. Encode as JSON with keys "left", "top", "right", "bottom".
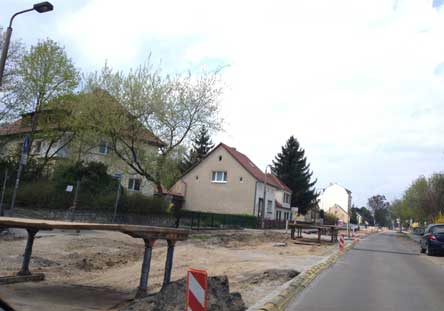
{"left": 267, "top": 200, "right": 273, "bottom": 214}
{"left": 284, "top": 193, "right": 291, "bottom": 204}
{"left": 99, "top": 141, "right": 110, "bottom": 155}
{"left": 128, "top": 178, "right": 142, "bottom": 192}
{"left": 211, "top": 171, "right": 227, "bottom": 183}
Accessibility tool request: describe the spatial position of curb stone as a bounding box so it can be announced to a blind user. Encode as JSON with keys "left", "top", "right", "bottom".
{"left": 254, "top": 238, "right": 360, "bottom": 311}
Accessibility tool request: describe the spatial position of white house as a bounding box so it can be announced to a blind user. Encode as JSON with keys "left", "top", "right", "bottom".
{"left": 318, "top": 183, "right": 352, "bottom": 223}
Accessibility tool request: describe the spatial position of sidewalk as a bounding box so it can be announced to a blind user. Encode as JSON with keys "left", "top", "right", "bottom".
{"left": 401, "top": 231, "right": 421, "bottom": 243}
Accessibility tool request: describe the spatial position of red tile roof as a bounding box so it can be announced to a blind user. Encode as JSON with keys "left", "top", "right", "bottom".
{"left": 220, "top": 143, "right": 292, "bottom": 193}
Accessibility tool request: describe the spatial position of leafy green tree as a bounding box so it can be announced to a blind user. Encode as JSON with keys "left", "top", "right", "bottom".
{"left": 324, "top": 212, "right": 338, "bottom": 225}
{"left": 15, "top": 39, "right": 80, "bottom": 118}
{"left": 357, "top": 206, "right": 374, "bottom": 225}
{"left": 181, "top": 125, "right": 214, "bottom": 172}
{"left": 0, "top": 29, "right": 25, "bottom": 122}
{"left": 10, "top": 39, "right": 80, "bottom": 177}
{"left": 368, "top": 195, "right": 391, "bottom": 227}
{"left": 272, "top": 136, "right": 317, "bottom": 214}
{"left": 390, "top": 199, "right": 412, "bottom": 231}
{"left": 349, "top": 206, "right": 359, "bottom": 224}
{"left": 83, "top": 60, "right": 223, "bottom": 192}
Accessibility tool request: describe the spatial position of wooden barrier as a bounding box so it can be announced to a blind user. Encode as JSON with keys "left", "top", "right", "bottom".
{"left": 0, "top": 217, "right": 189, "bottom": 297}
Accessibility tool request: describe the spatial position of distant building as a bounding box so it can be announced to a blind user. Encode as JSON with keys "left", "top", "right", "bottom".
{"left": 318, "top": 183, "right": 352, "bottom": 223}
{"left": 170, "top": 143, "right": 292, "bottom": 219}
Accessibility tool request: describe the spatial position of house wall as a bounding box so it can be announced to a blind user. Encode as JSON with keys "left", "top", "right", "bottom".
{"left": 328, "top": 205, "right": 349, "bottom": 223}
{"left": 254, "top": 182, "right": 277, "bottom": 220}
{"left": 318, "top": 183, "right": 351, "bottom": 213}
{"left": 170, "top": 146, "right": 256, "bottom": 215}
{"left": 0, "top": 136, "right": 157, "bottom": 196}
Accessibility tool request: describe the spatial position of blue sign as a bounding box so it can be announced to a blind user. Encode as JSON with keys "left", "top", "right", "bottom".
{"left": 22, "top": 134, "right": 30, "bottom": 154}
{"left": 113, "top": 173, "right": 122, "bottom": 179}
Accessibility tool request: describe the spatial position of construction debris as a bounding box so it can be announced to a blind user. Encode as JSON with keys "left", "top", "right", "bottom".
{"left": 118, "top": 276, "right": 246, "bottom": 311}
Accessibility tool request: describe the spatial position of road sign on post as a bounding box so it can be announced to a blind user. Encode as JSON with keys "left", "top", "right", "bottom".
{"left": 186, "top": 268, "right": 208, "bottom": 311}
{"left": 20, "top": 135, "right": 30, "bottom": 165}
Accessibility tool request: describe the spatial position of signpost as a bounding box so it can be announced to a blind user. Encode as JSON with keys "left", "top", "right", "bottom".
{"left": 10, "top": 134, "right": 31, "bottom": 211}
{"left": 112, "top": 173, "right": 122, "bottom": 223}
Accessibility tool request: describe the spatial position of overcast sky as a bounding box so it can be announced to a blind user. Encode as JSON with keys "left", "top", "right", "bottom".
{"left": 1, "top": 0, "right": 444, "bottom": 206}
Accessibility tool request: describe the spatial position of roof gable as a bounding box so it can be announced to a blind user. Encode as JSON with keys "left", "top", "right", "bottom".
{"left": 220, "top": 143, "right": 291, "bottom": 193}
{"left": 174, "top": 142, "right": 292, "bottom": 193}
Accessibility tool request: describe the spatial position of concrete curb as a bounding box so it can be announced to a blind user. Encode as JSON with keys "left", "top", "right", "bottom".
{"left": 253, "top": 238, "right": 360, "bottom": 311}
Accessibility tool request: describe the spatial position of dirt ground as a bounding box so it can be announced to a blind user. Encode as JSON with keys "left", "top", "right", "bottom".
{"left": 0, "top": 228, "right": 352, "bottom": 310}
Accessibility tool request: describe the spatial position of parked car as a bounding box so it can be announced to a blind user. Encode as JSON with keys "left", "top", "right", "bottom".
{"left": 420, "top": 224, "right": 444, "bottom": 256}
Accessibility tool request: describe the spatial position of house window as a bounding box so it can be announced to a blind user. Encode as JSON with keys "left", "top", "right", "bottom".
{"left": 267, "top": 200, "right": 272, "bottom": 214}
{"left": 211, "top": 171, "right": 227, "bottom": 183}
{"left": 258, "top": 198, "right": 264, "bottom": 217}
{"left": 99, "top": 141, "right": 110, "bottom": 155}
{"left": 239, "top": 177, "right": 243, "bottom": 182}
{"left": 128, "top": 178, "right": 141, "bottom": 191}
{"left": 195, "top": 176, "right": 199, "bottom": 180}
{"left": 276, "top": 211, "right": 282, "bottom": 221}
{"left": 284, "top": 193, "right": 290, "bottom": 204}
{"left": 33, "top": 141, "right": 42, "bottom": 154}
{"left": 219, "top": 155, "right": 222, "bottom": 161}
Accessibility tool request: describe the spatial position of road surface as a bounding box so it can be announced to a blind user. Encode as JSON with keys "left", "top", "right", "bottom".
{"left": 287, "top": 231, "right": 444, "bottom": 311}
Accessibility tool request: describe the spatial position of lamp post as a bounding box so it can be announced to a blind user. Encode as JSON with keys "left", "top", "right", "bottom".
{"left": 0, "top": 2, "right": 54, "bottom": 86}
{"left": 261, "top": 164, "right": 273, "bottom": 229}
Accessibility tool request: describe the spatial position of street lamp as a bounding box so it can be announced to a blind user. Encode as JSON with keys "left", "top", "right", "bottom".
{"left": 261, "top": 164, "right": 273, "bottom": 229}
{"left": 0, "top": 2, "right": 54, "bottom": 86}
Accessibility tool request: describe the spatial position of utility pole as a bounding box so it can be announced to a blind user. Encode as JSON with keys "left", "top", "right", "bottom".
{"left": 261, "top": 165, "right": 272, "bottom": 229}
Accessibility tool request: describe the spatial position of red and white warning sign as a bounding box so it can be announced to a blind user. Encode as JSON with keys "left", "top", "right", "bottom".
{"left": 186, "top": 268, "right": 208, "bottom": 311}
{"left": 339, "top": 234, "right": 345, "bottom": 251}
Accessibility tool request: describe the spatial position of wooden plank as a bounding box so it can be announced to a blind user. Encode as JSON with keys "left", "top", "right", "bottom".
{"left": 0, "top": 273, "right": 45, "bottom": 285}
{"left": 0, "top": 217, "right": 189, "bottom": 240}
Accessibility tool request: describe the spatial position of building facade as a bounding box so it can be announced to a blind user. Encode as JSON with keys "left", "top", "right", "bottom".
{"left": 318, "top": 183, "right": 352, "bottom": 223}
{"left": 0, "top": 108, "right": 164, "bottom": 196}
{"left": 170, "top": 143, "right": 292, "bottom": 219}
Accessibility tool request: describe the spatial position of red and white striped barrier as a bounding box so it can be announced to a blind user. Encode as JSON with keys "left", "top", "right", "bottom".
{"left": 339, "top": 234, "right": 345, "bottom": 251}
{"left": 186, "top": 268, "right": 208, "bottom": 311}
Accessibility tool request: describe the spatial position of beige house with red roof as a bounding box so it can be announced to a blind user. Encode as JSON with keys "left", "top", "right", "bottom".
{"left": 170, "top": 143, "right": 292, "bottom": 219}
{"left": 0, "top": 101, "right": 164, "bottom": 196}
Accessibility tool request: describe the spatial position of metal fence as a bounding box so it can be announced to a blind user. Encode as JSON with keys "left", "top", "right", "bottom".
{"left": 7, "top": 207, "right": 261, "bottom": 230}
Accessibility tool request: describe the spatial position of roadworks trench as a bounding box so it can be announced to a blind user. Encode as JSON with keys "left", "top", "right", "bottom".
{"left": 0, "top": 229, "right": 331, "bottom": 310}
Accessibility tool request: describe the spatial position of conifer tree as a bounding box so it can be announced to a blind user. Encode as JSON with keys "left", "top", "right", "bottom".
{"left": 272, "top": 136, "right": 318, "bottom": 214}
{"left": 181, "top": 126, "right": 214, "bottom": 172}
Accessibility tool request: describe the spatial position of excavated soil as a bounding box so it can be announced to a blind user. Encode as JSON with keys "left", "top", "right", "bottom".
{"left": 0, "top": 228, "right": 340, "bottom": 310}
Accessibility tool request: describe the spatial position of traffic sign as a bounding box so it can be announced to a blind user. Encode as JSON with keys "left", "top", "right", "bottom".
{"left": 22, "top": 135, "right": 30, "bottom": 154}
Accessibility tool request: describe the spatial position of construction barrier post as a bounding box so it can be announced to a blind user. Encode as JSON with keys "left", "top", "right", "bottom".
{"left": 186, "top": 268, "right": 208, "bottom": 311}
{"left": 339, "top": 233, "right": 345, "bottom": 251}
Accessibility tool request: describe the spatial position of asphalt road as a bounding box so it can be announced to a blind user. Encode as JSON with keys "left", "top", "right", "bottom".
{"left": 286, "top": 231, "right": 444, "bottom": 311}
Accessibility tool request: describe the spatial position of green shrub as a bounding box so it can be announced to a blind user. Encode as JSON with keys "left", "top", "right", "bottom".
{"left": 13, "top": 181, "right": 71, "bottom": 209}
{"left": 121, "top": 193, "right": 169, "bottom": 214}
{"left": 324, "top": 212, "right": 338, "bottom": 225}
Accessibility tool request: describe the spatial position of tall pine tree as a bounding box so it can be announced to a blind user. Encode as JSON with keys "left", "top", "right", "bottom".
{"left": 272, "top": 136, "right": 318, "bottom": 215}
{"left": 181, "top": 126, "right": 214, "bottom": 172}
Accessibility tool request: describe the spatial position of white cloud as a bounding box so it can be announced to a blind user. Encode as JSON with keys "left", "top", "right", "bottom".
{"left": 2, "top": 0, "right": 444, "bottom": 205}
